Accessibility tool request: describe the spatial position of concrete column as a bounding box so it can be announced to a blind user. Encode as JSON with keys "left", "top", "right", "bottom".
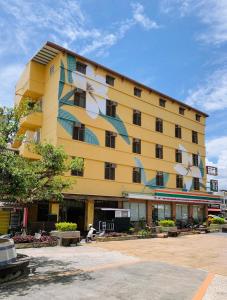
{"left": 50, "top": 203, "right": 59, "bottom": 221}
{"left": 146, "top": 201, "right": 153, "bottom": 225}
{"left": 204, "top": 205, "right": 208, "bottom": 225}
{"left": 85, "top": 199, "right": 94, "bottom": 230}
{"left": 172, "top": 203, "right": 176, "bottom": 221}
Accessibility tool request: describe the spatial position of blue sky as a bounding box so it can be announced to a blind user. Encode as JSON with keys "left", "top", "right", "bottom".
{"left": 0, "top": 0, "right": 226, "bottom": 188}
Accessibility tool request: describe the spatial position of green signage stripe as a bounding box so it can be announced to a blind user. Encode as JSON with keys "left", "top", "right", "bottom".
{"left": 155, "top": 192, "right": 221, "bottom": 202}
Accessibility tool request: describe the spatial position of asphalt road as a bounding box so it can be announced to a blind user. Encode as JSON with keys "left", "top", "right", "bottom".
{"left": 1, "top": 233, "right": 227, "bottom": 300}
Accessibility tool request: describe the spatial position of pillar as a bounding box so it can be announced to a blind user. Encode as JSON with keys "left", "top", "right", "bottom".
{"left": 50, "top": 203, "right": 59, "bottom": 221}
{"left": 204, "top": 205, "right": 208, "bottom": 226}
{"left": 85, "top": 199, "right": 94, "bottom": 230}
{"left": 172, "top": 203, "right": 176, "bottom": 221}
{"left": 189, "top": 205, "right": 193, "bottom": 220}
{"left": 146, "top": 201, "right": 153, "bottom": 226}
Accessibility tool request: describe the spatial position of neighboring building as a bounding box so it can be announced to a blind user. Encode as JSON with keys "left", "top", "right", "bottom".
{"left": 11, "top": 41, "right": 221, "bottom": 232}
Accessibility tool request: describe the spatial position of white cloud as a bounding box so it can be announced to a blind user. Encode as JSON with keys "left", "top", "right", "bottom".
{"left": 0, "top": 64, "right": 24, "bottom": 107}
{"left": 186, "top": 68, "right": 227, "bottom": 111}
{"left": 206, "top": 136, "right": 227, "bottom": 190}
{"left": 160, "top": 0, "right": 227, "bottom": 45}
{"left": 131, "top": 3, "right": 159, "bottom": 30}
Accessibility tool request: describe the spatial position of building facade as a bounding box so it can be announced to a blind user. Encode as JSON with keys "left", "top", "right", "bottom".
{"left": 12, "top": 41, "right": 221, "bottom": 232}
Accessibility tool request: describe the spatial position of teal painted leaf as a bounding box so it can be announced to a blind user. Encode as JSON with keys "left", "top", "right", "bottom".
{"left": 59, "top": 89, "right": 75, "bottom": 107}
{"left": 67, "top": 54, "right": 76, "bottom": 84}
{"left": 199, "top": 158, "right": 205, "bottom": 178}
{"left": 85, "top": 128, "right": 99, "bottom": 145}
{"left": 58, "top": 60, "right": 65, "bottom": 99}
{"left": 58, "top": 108, "right": 99, "bottom": 145}
{"left": 145, "top": 178, "right": 157, "bottom": 189}
{"left": 163, "top": 173, "right": 169, "bottom": 186}
{"left": 100, "top": 113, "right": 130, "bottom": 144}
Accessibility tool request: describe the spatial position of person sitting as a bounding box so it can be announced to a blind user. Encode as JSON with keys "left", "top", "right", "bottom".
{"left": 86, "top": 224, "right": 96, "bottom": 242}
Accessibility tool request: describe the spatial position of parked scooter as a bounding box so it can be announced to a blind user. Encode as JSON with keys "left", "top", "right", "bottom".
{"left": 86, "top": 224, "right": 96, "bottom": 242}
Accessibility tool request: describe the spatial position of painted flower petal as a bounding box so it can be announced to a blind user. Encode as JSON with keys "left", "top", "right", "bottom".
{"left": 72, "top": 72, "right": 86, "bottom": 90}
{"left": 184, "top": 176, "right": 192, "bottom": 191}
{"left": 86, "top": 93, "right": 99, "bottom": 119}
{"left": 174, "top": 164, "right": 188, "bottom": 176}
{"left": 190, "top": 166, "right": 202, "bottom": 178}
{"left": 179, "top": 144, "right": 192, "bottom": 165}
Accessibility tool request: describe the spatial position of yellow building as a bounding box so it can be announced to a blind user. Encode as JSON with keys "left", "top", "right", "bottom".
{"left": 12, "top": 41, "right": 221, "bottom": 232}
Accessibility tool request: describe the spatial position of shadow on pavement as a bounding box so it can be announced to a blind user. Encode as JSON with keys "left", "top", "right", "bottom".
{"left": 0, "top": 256, "right": 94, "bottom": 298}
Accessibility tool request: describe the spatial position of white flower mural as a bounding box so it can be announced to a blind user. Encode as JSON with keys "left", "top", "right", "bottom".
{"left": 174, "top": 144, "right": 203, "bottom": 191}
{"left": 72, "top": 65, "right": 107, "bottom": 119}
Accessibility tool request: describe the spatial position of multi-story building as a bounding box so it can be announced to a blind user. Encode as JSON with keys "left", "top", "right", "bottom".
{"left": 12, "top": 41, "right": 221, "bottom": 232}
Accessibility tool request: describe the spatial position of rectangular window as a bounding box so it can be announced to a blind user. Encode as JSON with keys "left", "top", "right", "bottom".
{"left": 106, "top": 75, "right": 115, "bottom": 86}
{"left": 76, "top": 61, "right": 87, "bottom": 74}
{"left": 133, "top": 167, "right": 141, "bottom": 183}
{"left": 133, "top": 110, "right": 141, "bottom": 126}
{"left": 72, "top": 123, "right": 85, "bottom": 141}
{"left": 159, "top": 98, "right": 166, "bottom": 107}
{"left": 71, "top": 158, "right": 84, "bottom": 176}
{"left": 176, "top": 204, "right": 188, "bottom": 220}
{"left": 123, "top": 202, "right": 146, "bottom": 222}
{"left": 134, "top": 87, "right": 142, "bottom": 97}
{"left": 156, "top": 144, "right": 163, "bottom": 159}
{"left": 210, "top": 180, "right": 218, "bottom": 192}
{"left": 106, "top": 99, "right": 117, "bottom": 117}
{"left": 192, "top": 154, "right": 199, "bottom": 166}
{"left": 153, "top": 204, "right": 171, "bottom": 221}
{"left": 105, "top": 162, "right": 116, "bottom": 180}
{"left": 156, "top": 118, "right": 163, "bottom": 133}
{"left": 196, "top": 114, "right": 201, "bottom": 122}
{"left": 74, "top": 89, "right": 86, "bottom": 108}
{"left": 179, "top": 107, "right": 185, "bottom": 115}
{"left": 176, "top": 175, "right": 183, "bottom": 188}
{"left": 156, "top": 171, "right": 164, "bottom": 186}
{"left": 192, "top": 131, "right": 198, "bottom": 144}
{"left": 175, "top": 125, "right": 182, "bottom": 138}
{"left": 132, "top": 138, "right": 141, "bottom": 154}
{"left": 105, "top": 131, "right": 116, "bottom": 148}
{"left": 175, "top": 149, "right": 182, "bottom": 163}
{"left": 193, "top": 177, "right": 200, "bottom": 190}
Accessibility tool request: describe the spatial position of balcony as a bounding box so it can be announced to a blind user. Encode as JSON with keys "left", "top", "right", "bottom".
{"left": 18, "top": 142, "right": 40, "bottom": 160}
{"left": 15, "top": 61, "right": 45, "bottom": 106}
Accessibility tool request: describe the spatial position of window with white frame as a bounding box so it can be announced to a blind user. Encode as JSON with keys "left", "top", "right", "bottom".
{"left": 123, "top": 202, "right": 146, "bottom": 221}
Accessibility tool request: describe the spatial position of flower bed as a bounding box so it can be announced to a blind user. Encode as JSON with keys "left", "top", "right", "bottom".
{"left": 13, "top": 235, "right": 58, "bottom": 249}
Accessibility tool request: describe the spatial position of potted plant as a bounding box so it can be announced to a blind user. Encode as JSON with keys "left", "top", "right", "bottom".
{"left": 50, "top": 222, "right": 80, "bottom": 246}
{"left": 158, "top": 220, "right": 177, "bottom": 233}
{"left": 209, "top": 217, "right": 225, "bottom": 231}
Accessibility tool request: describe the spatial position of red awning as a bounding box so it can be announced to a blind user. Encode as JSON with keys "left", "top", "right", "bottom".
{"left": 208, "top": 208, "right": 221, "bottom": 212}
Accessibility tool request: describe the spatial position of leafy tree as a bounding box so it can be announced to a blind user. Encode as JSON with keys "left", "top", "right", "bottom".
{"left": 0, "top": 103, "right": 82, "bottom": 205}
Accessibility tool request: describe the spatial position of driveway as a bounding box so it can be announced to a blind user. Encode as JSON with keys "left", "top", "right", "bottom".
{"left": 1, "top": 233, "right": 227, "bottom": 300}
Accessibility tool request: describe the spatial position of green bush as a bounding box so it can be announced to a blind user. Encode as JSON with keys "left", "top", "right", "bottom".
{"left": 55, "top": 222, "right": 77, "bottom": 231}
{"left": 211, "top": 217, "right": 225, "bottom": 224}
{"left": 138, "top": 229, "right": 150, "bottom": 237}
{"left": 158, "top": 220, "right": 175, "bottom": 227}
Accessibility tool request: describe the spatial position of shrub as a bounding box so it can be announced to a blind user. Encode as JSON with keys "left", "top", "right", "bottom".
{"left": 138, "top": 229, "right": 150, "bottom": 237}
{"left": 158, "top": 220, "right": 175, "bottom": 227}
{"left": 211, "top": 217, "right": 225, "bottom": 224}
{"left": 55, "top": 222, "right": 77, "bottom": 231}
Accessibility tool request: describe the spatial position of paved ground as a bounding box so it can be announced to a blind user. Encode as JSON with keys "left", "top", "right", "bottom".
{"left": 1, "top": 233, "right": 227, "bottom": 299}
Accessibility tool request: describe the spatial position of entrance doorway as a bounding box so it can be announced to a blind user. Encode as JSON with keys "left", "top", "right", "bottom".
{"left": 60, "top": 200, "right": 85, "bottom": 232}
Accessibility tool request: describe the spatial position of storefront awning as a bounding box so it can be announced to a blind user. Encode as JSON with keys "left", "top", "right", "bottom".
{"left": 123, "top": 189, "right": 222, "bottom": 205}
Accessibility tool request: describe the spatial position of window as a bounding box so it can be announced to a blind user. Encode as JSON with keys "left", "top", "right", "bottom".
{"left": 175, "top": 149, "right": 182, "bottom": 163}
{"left": 105, "top": 162, "right": 116, "bottom": 180}
{"left": 175, "top": 125, "right": 182, "bottom": 138}
{"left": 176, "top": 175, "right": 183, "bottom": 188}
{"left": 74, "top": 89, "right": 86, "bottom": 108}
{"left": 134, "top": 87, "right": 142, "bottom": 97}
{"left": 133, "top": 167, "right": 141, "bottom": 183}
{"left": 196, "top": 114, "right": 201, "bottom": 122}
{"left": 71, "top": 158, "right": 84, "bottom": 176}
{"left": 133, "top": 110, "right": 141, "bottom": 126}
{"left": 72, "top": 123, "right": 85, "bottom": 141}
{"left": 176, "top": 204, "right": 188, "bottom": 220}
{"left": 156, "top": 171, "right": 164, "bottom": 186}
{"left": 33, "top": 129, "right": 41, "bottom": 143}
{"left": 123, "top": 202, "right": 146, "bottom": 222}
{"left": 193, "top": 177, "right": 200, "bottom": 190}
{"left": 192, "top": 154, "right": 199, "bottom": 166}
{"left": 76, "top": 61, "right": 87, "bottom": 74}
{"left": 156, "top": 118, "right": 163, "bottom": 133}
{"left": 156, "top": 144, "right": 163, "bottom": 159}
{"left": 153, "top": 204, "right": 171, "bottom": 221}
{"left": 105, "top": 131, "right": 116, "bottom": 148}
{"left": 159, "top": 98, "right": 166, "bottom": 107}
{"left": 106, "top": 75, "right": 115, "bottom": 86}
{"left": 106, "top": 99, "right": 117, "bottom": 117}
{"left": 210, "top": 180, "right": 218, "bottom": 192}
{"left": 179, "top": 107, "right": 185, "bottom": 115}
{"left": 192, "top": 131, "right": 198, "bottom": 144}
{"left": 132, "top": 138, "right": 141, "bottom": 154}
